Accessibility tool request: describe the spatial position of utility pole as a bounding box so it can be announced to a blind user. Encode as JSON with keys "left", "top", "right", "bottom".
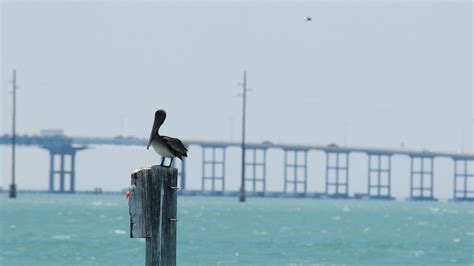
{"left": 239, "top": 71, "right": 251, "bottom": 202}
{"left": 343, "top": 120, "right": 348, "bottom": 147}
{"left": 120, "top": 115, "right": 125, "bottom": 137}
{"left": 9, "top": 69, "right": 17, "bottom": 198}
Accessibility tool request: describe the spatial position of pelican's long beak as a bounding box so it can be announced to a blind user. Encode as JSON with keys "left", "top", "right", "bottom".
{"left": 147, "top": 117, "right": 159, "bottom": 150}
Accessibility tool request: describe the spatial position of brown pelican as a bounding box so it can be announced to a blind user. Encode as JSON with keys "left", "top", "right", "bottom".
{"left": 147, "top": 109, "right": 188, "bottom": 167}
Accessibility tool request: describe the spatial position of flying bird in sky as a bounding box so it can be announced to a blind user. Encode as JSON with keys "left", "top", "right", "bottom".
{"left": 147, "top": 109, "right": 188, "bottom": 167}
{"left": 306, "top": 17, "right": 312, "bottom": 21}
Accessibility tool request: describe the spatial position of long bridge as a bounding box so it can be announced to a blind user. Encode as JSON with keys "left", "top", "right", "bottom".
{"left": 0, "top": 133, "right": 473, "bottom": 201}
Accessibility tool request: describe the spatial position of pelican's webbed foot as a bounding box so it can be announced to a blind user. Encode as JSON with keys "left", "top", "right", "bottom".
{"left": 166, "top": 158, "right": 174, "bottom": 168}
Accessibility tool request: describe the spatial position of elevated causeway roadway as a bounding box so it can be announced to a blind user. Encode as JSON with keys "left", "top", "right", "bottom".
{"left": 1, "top": 134, "right": 473, "bottom": 201}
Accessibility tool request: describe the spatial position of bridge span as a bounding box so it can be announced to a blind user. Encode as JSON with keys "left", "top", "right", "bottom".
{"left": 1, "top": 134, "right": 473, "bottom": 201}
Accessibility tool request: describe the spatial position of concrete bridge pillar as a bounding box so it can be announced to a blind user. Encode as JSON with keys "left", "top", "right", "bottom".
{"left": 60, "top": 153, "right": 65, "bottom": 192}
{"left": 409, "top": 155, "right": 436, "bottom": 201}
{"left": 70, "top": 152, "right": 75, "bottom": 192}
{"left": 201, "top": 145, "right": 226, "bottom": 193}
{"left": 244, "top": 147, "right": 267, "bottom": 196}
{"left": 453, "top": 157, "right": 473, "bottom": 201}
{"left": 49, "top": 150, "right": 54, "bottom": 192}
{"left": 179, "top": 159, "right": 186, "bottom": 191}
{"left": 283, "top": 149, "right": 308, "bottom": 195}
{"left": 48, "top": 149, "right": 77, "bottom": 193}
{"left": 325, "top": 151, "right": 350, "bottom": 198}
{"left": 44, "top": 140, "right": 86, "bottom": 193}
{"left": 367, "top": 153, "right": 393, "bottom": 199}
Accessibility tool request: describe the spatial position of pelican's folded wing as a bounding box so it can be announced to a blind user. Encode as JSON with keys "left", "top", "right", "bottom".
{"left": 162, "top": 136, "right": 188, "bottom": 158}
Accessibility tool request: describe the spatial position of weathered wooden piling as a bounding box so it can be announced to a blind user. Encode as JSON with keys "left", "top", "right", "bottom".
{"left": 129, "top": 166, "right": 178, "bottom": 266}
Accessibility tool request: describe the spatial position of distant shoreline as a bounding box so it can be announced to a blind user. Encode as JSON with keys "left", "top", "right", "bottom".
{"left": 0, "top": 189, "right": 465, "bottom": 202}
{"left": 0, "top": 189, "right": 122, "bottom": 195}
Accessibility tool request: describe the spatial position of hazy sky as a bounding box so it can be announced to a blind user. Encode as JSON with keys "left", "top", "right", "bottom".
{"left": 1, "top": 1, "right": 472, "bottom": 199}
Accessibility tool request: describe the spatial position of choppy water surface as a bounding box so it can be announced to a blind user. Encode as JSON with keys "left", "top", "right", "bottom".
{"left": 1, "top": 194, "right": 473, "bottom": 265}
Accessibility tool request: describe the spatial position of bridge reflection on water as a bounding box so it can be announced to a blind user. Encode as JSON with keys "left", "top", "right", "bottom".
{"left": 1, "top": 134, "right": 473, "bottom": 201}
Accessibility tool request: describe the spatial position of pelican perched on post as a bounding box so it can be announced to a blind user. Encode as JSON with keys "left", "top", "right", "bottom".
{"left": 147, "top": 109, "right": 188, "bottom": 167}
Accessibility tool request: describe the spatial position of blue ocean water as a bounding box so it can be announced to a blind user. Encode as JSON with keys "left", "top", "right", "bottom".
{"left": 1, "top": 194, "right": 473, "bottom": 265}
